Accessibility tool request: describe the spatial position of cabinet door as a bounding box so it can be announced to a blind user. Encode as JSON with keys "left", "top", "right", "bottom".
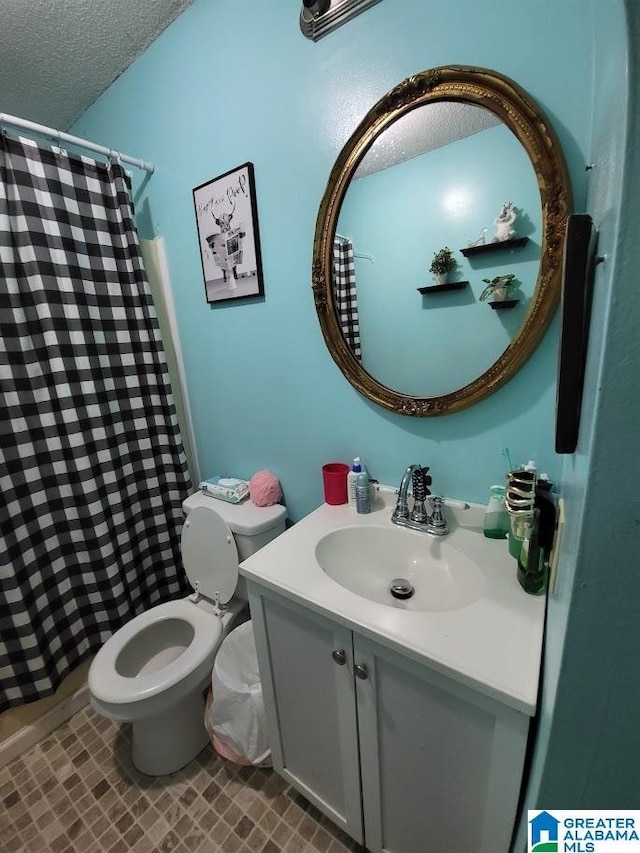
{"left": 353, "top": 635, "right": 529, "bottom": 853}
{"left": 249, "top": 587, "right": 363, "bottom": 843}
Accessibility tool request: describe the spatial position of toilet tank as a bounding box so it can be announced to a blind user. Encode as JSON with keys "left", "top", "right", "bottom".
{"left": 181, "top": 492, "right": 287, "bottom": 561}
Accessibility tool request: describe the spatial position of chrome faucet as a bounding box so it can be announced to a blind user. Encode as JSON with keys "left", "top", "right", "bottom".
{"left": 391, "top": 464, "right": 449, "bottom": 536}
{"left": 391, "top": 464, "right": 421, "bottom": 524}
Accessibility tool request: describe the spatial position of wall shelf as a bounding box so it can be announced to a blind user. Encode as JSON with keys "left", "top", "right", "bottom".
{"left": 417, "top": 280, "right": 469, "bottom": 295}
{"left": 459, "top": 237, "right": 529, "bottom": 258}
{"left": 488, "top": 299, "right": 519, "bottom": 310}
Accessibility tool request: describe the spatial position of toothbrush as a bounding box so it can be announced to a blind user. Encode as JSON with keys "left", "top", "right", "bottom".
{"left": 501, "top": 446, "right": 514, "bottom": 472}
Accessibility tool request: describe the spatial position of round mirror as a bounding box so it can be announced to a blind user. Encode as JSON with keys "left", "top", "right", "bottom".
{"left": 312, "top": 66, "right": 571, "bottom": 416}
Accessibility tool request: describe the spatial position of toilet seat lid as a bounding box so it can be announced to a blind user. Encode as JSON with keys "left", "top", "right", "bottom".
{"left": 181, "top": 505, "right": 238, "bottom": 603}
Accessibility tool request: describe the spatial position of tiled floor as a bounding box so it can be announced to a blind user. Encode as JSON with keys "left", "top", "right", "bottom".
{"left": 1, "top": 705, "right": 365, "bottom": 853}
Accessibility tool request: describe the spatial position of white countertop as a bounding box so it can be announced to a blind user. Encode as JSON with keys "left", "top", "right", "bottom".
{"left": 239, "top": 490, "right": 546, "bottom": 716}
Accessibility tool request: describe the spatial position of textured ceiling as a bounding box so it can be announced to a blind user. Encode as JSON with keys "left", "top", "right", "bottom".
{"left": 355, "top": 103, "right": 502, "bottom": 178}
{"left": 0, "top": 0, "right": 193, "bottom": 131}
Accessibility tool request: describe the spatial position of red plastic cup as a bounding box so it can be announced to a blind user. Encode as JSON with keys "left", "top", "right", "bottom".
{"left": 322, "top": 462, "right": 349, "bottom": 505}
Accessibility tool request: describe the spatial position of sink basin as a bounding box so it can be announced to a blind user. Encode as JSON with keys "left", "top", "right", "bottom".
{"left": 315, "top": 526, "right": 486, "bottom": 612}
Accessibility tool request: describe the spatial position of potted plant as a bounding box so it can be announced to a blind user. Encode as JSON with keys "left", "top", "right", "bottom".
{"left": 429, "top": 247, "right": 456, "bottom": 286}
{"left": 479, "top": 273, "right": 517, "bottom": 304}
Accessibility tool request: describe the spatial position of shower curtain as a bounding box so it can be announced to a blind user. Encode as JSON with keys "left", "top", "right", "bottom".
{"left": 0, "top": 133, "right": 192, "bottom": 711}
{"left": 332, "top": 237, "right": 361, "bottom": 359}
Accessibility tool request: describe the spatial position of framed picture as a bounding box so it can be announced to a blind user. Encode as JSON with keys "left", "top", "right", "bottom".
{"left": 193, "top": 162, "right": 265, "bottom": 304}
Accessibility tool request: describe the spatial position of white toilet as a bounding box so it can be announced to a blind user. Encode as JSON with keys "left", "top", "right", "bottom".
{"left": 88, "top": 491, "right": 287, "bottom": 776}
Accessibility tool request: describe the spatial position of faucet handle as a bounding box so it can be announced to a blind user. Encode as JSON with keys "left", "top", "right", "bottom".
{"left": 427, "top": 496, "right": 449, "bottom": 536}
{"left": 392, "top": 496, "right": 411, "bottom": 522}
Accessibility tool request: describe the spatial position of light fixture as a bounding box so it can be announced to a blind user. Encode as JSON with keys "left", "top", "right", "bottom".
{"left": 301, "top": 0, "right": 331, "bottom": 20}
{"left": 300, "top": 0, "right": 383, "bottom": 41}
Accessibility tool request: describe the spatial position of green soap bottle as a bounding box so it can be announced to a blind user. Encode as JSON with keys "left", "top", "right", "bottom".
{"left": 483, "top": 485, "right": 509, "bottom": 539}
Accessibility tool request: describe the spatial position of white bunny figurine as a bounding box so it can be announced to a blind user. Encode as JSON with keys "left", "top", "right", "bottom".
{"left": 493, "top": 202, "right": 517, "bottom": 242}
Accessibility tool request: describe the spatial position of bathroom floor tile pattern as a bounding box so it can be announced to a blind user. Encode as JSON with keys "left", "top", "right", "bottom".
{"left": 1, "top": 705, "right": 365, "bottom": 853}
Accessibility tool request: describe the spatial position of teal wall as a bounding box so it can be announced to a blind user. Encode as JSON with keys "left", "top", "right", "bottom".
{"left": 72, "top": 0, "right": 594, "bottom": 521}
{"left": 70, "top": 0, "right": 640, "bottom": 822}
{"left": 339, "top": 124, "right": 540, "bottom": 395}
{"left": 516, "top": 0, "right": 640, "bottom": 820}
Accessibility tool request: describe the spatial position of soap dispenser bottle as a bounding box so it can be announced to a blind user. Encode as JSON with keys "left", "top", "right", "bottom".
{"left": 347, "top": 457, "right": 362, "bottom": 507}
{"left": 483, "top": 485, "right": 509, "bottom": 539}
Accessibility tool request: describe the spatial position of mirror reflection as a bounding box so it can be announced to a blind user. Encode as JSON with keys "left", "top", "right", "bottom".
{"left": 334, "top": 103, "right": 542, "bottom": 397}
{"left": 313, "top": 67, "right": 570, "bottom": 416}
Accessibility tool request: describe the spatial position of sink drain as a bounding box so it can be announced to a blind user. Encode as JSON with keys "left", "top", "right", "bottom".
{"left": 390, "top": 578, "right": 414, "bottom": 600}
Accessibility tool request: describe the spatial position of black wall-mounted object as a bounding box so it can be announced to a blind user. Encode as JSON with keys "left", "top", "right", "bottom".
{"left": 555, "top": 214, "right": 598, "bottom": 453}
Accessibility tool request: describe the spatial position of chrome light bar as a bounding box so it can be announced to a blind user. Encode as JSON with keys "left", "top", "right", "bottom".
{"left": 300, "top": 0, "right": 384, "bottom": 42}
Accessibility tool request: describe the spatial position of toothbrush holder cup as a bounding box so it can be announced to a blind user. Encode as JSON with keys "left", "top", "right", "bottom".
{"left": 322, "top": 463, "right": 350, "bottom": 505}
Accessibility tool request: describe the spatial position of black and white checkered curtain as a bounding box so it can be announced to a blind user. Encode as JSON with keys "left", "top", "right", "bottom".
{"left": 0, "top": 133, "right": 192, "bottom": 710}
{"left": 332, "top": 237, "right": 361, "bottom": 359}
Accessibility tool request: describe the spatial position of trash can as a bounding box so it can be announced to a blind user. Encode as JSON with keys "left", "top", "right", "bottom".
{"left": 204, "top": 621, "right": 271, "bottom": 766}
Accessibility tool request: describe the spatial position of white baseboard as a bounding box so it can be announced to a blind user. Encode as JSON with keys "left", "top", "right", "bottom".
{"left": 0, "top": 685, "right": 90, "bottom": 769}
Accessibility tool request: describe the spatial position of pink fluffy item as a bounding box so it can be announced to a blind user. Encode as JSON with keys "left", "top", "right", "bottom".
{"left": 249, "top": 470, "right": 282, "bottom": 507}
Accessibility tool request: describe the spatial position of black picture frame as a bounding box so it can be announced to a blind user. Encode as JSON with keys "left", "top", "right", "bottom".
{"left": 193, "top": 162, "right": 265, "bottom": 304}
{"left": 555, "top": 214, "right": 597, "bottom": 453}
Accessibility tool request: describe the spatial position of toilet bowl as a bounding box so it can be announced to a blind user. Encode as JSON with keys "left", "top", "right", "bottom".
{"left": 88, "top": 492, "right": 287, "bottom": 775}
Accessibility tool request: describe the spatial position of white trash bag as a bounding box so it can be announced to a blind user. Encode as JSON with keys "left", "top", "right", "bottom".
{"left": 204, "top": 621, "right": 271, "bottom": 766}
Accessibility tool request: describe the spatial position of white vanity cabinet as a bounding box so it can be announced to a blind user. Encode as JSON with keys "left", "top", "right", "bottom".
{"left": 248, "top": 584, "right": 364, "bottom": 842}
{"left": 248, "top": 583, "right": 530, "bottom": 853}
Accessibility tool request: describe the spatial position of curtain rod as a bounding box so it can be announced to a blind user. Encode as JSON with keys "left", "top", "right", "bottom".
{"left": 335, "top": 233, "right": 374, "bottom": 262}
{"left": 0, "top": 112, "right": 154, "bottom": 174}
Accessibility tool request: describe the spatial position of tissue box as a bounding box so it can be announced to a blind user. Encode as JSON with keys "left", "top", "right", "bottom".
{"left": 199, "top": 475, "right": 249, "bottom": 504}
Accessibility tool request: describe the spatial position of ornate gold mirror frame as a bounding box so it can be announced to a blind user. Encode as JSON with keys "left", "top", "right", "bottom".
{"left": 312, "top": 66, "right": 571, "bottom": 416}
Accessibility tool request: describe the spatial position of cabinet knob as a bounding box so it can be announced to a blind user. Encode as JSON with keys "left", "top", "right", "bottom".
{"left": 331, "top": 649, "right": 347, "bottom": 665}
{"left": 355, "top": 663, "right": 369, "bottom": 680}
